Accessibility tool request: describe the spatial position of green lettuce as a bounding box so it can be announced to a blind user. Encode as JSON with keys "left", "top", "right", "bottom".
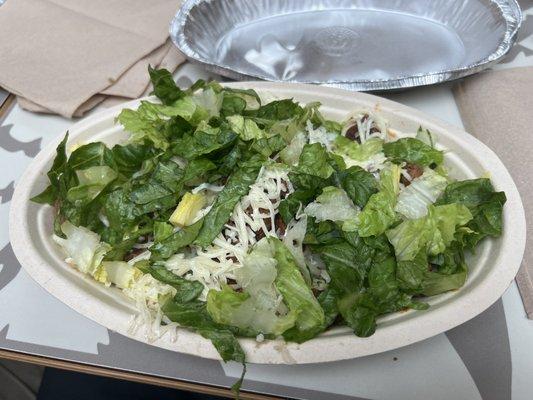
{"left": 304, "top": 186, "right": 359, "bottom": 231}
{"left": 436, "top": 178, "right": 506, "bottom": 248}
{"left": 194, "top": 156, "right": 264, "bottom": 247}
{"left": 270, "top": 238, "right": 325, "bottom": 342}
{"left": 395, "top": 168, "right": 448, "bottom": 219}
{"left": 336, "top": 165, "right": 378, "bottom": 208}
{"left": 207, "top": 287, "right": 297, "bottom": 336}
{"left": 383, "top": 137, "right": 444, "bottom": 166}
{"left": 386, "top": 204, "right": 472, "bottom": 261}
{"left": 66, "top": 166, "right": 118, "bottom": 205}
{"left": 358, "top": 164, "right": 401, "bottom": 237}
{"left": 207, "top": 239, "right": 298, "bottom": 336}
{"left": 295, "top": 143, "right": 335, "bottom": 179}
{"left": 226, "top": 115, "right": 265, "bottom": 141}
{"left": 333, "top": 137, "right": 383, "bottom": 161}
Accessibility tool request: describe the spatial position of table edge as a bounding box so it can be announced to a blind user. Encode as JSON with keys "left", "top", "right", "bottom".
{"left": 0, "top": 348, "right": 280, "bottom": 400}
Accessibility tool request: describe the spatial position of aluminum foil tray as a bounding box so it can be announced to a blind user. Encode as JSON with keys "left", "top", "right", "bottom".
{"left": 170, "top": 0, "right": 522, "bottom": 91}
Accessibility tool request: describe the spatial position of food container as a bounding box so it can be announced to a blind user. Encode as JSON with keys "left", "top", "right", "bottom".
{"left": 170, "top": 0, "right": 522, "bottom": 91}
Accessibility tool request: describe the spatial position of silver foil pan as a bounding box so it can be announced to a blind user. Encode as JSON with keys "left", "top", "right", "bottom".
{"left": 170, "top": 0, "right": 522, "bottom": 91}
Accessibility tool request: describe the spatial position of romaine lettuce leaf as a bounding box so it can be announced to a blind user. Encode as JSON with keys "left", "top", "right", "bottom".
{"left": 207, "top": 286, "right": 297, "bottom": 336}
{"left": 31, "top": 133, "right": 71, "bottom": 205}
{"left": 53, "top": 221, "right": 110, "bottom": 276}
{"left": 436, "top": 178, "right": 506, "bottom": 248}
{"left": 396, "top": 244, "right": 468, "bottom": 296}
{"left": 162, "top": 298, "right": 246, "bottom": 362}
{"left": 295, "top": 143, "right": 335, "bottom": 179}
{"left": 171, "top": 122, "right": 238, "bottom": 160}
{"left": 192, "top": 87, "right": 222, "bottom": 119}
{"left": 386, "top": 204, "right": 472, "bottom": 261}
{"left": 304, "top": 187, "right": 358, "bottom": 231}
{"left": 383, "top": 137, "right": 444, "bottom": 166}
{"left": 136, "top": 261, "right": 204, "bottom": 303}
{"left": 148, "top": 65, "right": 185, "bottom": 105}
{"left": 66, "top": 166, "right": 117, "bottom": 205}
{"left": 269, "top": 238, "right": 325, "bottom": 342}
{"left": 279, "top": 132, "right": 306, "bottom": 166}
{"left": 194, "top": 155, "right": 264, "bottom": 247}
{"left": 395, "top": 168, "right": 448, "bottom": 219}
{"left": 358, "top": 164, "right": 401, "bottom": 237}
{"left": 226, "top": 115, "right": 265, "bottom": 141}
{"left": 101, "top": 261, "right": 139, "bottom": 289}
{"left": 150, "top": 219, "right": 204, "bottom": 261}
{"left": 336, "top": 166, "right": 378, "bottom": 208}
{"left": 333, "top": 136, "right": 383, "bottom": 161}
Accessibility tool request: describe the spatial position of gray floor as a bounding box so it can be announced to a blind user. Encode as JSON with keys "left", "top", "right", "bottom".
{"left": 0, "top": 359, "right": 43, "bottom": 400}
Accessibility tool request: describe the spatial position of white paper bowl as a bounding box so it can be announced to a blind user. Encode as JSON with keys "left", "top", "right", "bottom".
{"left": 9, "top": 82, "right": 526, "bottom": 364}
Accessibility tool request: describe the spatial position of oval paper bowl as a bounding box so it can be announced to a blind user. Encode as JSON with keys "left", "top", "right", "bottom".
{"left": 9, "top": 82, "right": 526, "bottom": 364}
